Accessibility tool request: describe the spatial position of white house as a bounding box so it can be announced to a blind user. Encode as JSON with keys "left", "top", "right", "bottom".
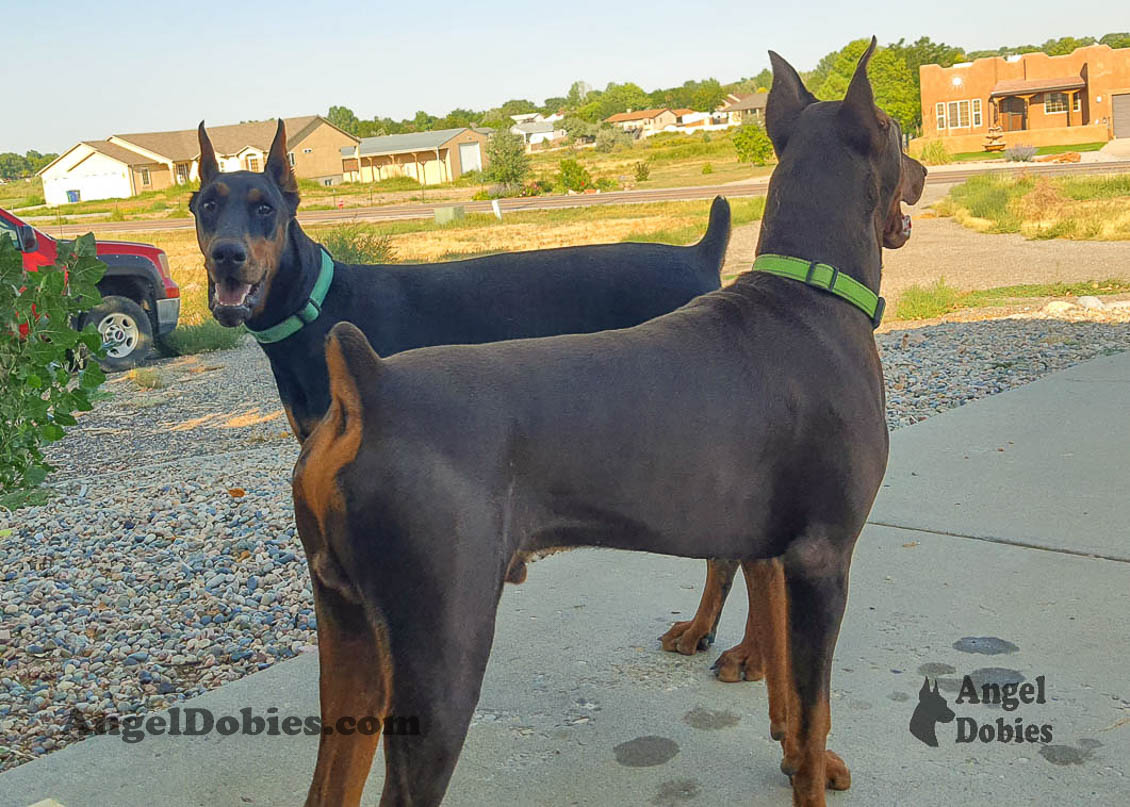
{"left": 509, "top": 120, "right": 565, "bottom": 148}
{"left": 39, "top": 141, "right": 155, "bottom": 206}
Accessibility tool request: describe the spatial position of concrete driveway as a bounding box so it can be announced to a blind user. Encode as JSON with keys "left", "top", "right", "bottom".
{"left": 3, "top": 352, "right": 1128, "bottom": 807}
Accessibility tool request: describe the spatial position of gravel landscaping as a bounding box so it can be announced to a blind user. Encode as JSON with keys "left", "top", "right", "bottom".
{"left": 2, "top": 310, "right": 1130, "bottom": 772}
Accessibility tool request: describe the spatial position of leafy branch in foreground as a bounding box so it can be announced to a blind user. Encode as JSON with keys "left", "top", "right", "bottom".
{"left": 0, "top": 234, "right": 107, "bottom": 493}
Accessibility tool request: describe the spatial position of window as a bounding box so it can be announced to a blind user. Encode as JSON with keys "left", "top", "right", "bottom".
{"left": 0, "top": 216, "right": 18, "bottom": 245}
{"left": 287, "top": 152, "right": 295, "bottom": 166}
{"left": 972, "top": 98, "right": 982, "bottom": 128}
{"left": 303, "top": 148, "right": 313, "bottom": 154}
{"left": 947, "top": 100, "right": 970, "bottom": 128}
{"left": 936, "top": 102, "right": 946, "bottom": 129}
{"left": 176, "top": 163, "right": 188, "bottom": 183}
{"left": 1073, "top": 94, "right": 1082, "bottom": 112}
{"left": 1045, "top": 92, "right": 1068, "bottom": 113}
{"left": 246, "top": 155, "right": 260, "bottom": 171}
{"left": 140, "top": 167, "right": 151, "bottom": 186}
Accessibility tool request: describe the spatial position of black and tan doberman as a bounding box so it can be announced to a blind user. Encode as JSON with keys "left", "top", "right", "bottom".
{"left": 188, "top": 125, "right": 729, "bottom": 446}
{"left": 293, "top": 39, "right": 925, "bottom": 807}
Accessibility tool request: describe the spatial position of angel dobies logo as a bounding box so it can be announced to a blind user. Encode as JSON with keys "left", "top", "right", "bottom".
{"left": 909, "top": 675, "right": 1053, "bottom": 747}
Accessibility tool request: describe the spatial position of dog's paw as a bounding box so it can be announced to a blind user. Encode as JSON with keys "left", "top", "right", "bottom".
{"left": 780, "top": 750, "right": 851, "bottom": 791}
{"left": 711, "top": 639, "right": 764, "bottom": 683}
{"left": 824, "top": 750, "right": 851, "bottom": 790}
{"left": 659, "top": 619, "right": 714, "bottom": 655}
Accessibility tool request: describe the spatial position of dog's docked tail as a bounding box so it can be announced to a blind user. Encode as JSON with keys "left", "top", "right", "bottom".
{"left": 694, "top": 196, "right": 732, "bottom": 280}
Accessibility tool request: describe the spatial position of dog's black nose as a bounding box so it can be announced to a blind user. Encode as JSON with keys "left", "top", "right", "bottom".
{"left": 211, "top": 241, "right": 247, "bottom": 266}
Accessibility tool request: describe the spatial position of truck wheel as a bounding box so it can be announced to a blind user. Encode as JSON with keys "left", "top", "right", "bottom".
{"left": 81, "top": 295, "right": 153, "bottom": 371}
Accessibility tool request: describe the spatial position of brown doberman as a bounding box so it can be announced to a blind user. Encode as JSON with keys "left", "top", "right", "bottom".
{"left": 293, "top": 39, "right": 925, "bottom": 807}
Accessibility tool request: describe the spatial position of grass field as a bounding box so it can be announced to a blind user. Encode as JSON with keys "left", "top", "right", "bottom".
{"left": 934, "top": 172, "right": 1130, "bottom": 239}
{"left": 946, "top": 142, "right": 1107, "bottom": 163}
{"left": 91, "top": 197, "right": 766, "bottom": 328}
{"left": 11, "top": 130, "right": 772, "bottom": 225}
{"left": 894, "top": 278, "right": 1130, "bottom": 320}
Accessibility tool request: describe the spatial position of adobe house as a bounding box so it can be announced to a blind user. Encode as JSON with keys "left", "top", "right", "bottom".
{"left": 340, "top": 128, "right": 491, "bottom": 185}
{"left": 915, "top": 44, "right": 1130, "bottom": 153}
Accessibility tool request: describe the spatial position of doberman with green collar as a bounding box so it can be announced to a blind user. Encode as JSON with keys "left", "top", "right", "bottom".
{"left": 188, "top": 124, "right": 730, "bottom": 446}
{"left": 293, "top": 39, "right": 925, "bottom": 807}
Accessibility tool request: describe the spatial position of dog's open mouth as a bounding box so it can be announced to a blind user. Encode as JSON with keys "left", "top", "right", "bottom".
{"left": 883, "top": 206, "right": 913, "bottom": 249}
{"left": 210, "top": 278, "right": 264, "bottom": 325}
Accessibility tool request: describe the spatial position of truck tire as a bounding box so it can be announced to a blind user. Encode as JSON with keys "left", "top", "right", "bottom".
{"left": 81, "top": 295, "right": 153, "bottom": 371}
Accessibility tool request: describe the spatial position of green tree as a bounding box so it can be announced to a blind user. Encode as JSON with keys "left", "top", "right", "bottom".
{"left": 542, "top": 96, "right": 568, "bottom": 113}
{"left": 556, "top": 158, "right": 592, "bottom": 192}
{"left": 732, "top": 124, "right": 774, "bottom": 166}
{"left": 1039, "top": 36, "right": 1096, "bottom": 56}
{"left": 597, "top": 82, "right": 652, "bottom": 120}
{"left": 499, "top": 99, "right": 538, "bottom": 117}
{"left": 561, "top": 116, "right": 598, "bottom": 141}
{"left": 691, "top": 78, "right": 726, "bottom": 112}
{"left": 434, "top": 108, "right": 477, "bottom": 130}
{"left": 1100, "top": 32, "right": 1130, "bottom": 49}
{"left": 411, "top": 110, "right": 437, "bottom": 131}
{"left": 751, "top": 68, "right": 772, "bottom": 92}
{"left": 813, "top": 39, "right": 921, "bottom": 131}
{"left": 327, "top": 105, "right": 361, "bottom": 135}
{"left": 484, "top": 130, "right": 530, "bottom": 189}
{"left": 566, "top": 80, "right": 593, "bottom": 108}
{"left": 0, "top": 153, "right": 30, "bottom": 180}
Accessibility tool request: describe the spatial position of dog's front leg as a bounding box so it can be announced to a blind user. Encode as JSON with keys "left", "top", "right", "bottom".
{"left": 305, "top": 578, "right": 391, "bottom": 807}
{"left": 660, "top": 559, "right": 739, "bottom": 655}
{"left": 777, "top": 540, "right": 855, "bottom": 807}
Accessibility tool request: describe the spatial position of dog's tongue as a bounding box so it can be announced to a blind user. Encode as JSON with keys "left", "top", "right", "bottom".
{"left": 216, "top": 281, "right": 252, "bottom": 307}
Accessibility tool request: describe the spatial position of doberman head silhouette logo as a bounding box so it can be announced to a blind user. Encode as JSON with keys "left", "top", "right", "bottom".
{"left": 910, "top": 676, "right": 955, "bottom": 747}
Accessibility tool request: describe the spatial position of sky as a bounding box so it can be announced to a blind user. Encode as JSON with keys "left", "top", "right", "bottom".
{"left": 1, "top": 0, "right": 1123, "bottom": 154}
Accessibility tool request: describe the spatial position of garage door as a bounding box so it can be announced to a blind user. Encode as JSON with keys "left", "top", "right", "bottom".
{"left": 458, "top": 142, "right": 482, "bottom": 173}
{"left": 1114, "top": 94, "right": 1130, "bottom": 138}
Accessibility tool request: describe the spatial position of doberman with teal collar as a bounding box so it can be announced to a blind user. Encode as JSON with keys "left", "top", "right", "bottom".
{"left": 188, "top": 123, "right": 730, "bottom": 445}
{"left": 293, "top": 39, "right": 925, "bottom": 807}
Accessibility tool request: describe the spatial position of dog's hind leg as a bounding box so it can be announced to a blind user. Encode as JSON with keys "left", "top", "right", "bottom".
{"left": 660, "top": 559, "right": 738, "bottom": 655}
{"left": 304, "top": 578, "right": 391, "bottom": 807}
{"left": 775, "top": 538, "right": 855, "bottom": 806}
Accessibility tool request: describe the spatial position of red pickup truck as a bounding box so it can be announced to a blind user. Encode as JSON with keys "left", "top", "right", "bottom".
{"left": 1, "top": 206, "right": 179, "bottom": 370}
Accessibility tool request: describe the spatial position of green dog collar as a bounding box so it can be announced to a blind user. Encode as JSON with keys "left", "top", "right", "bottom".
{"left": 752, "top": 254, "right": 885, "bottom": 329}
{"left": 248, "top": 249, "right": 335, "bottom": 344}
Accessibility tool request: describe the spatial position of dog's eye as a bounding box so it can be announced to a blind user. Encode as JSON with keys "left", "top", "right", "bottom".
{"left": 256, "top": 203, "right": 273, "bottom": 216}
{"left": 201, "top": 200, "right": 217, "bottom": 213}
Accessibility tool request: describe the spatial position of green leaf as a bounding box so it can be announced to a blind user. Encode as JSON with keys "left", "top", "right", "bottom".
{"left": 26, "top": 373, "right": 43, "bottom": 389}
{"left": 40, "top": 423, "right": 65, "bottom": 442}
{"left": 53, "top": 412, "right": 78, "bottom": 427}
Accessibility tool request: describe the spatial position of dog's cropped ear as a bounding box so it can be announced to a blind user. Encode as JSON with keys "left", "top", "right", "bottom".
{"left": 920, "top": 677, "right": 932, "bottom": 696}
{"left": 264, "top": 119, "right": 300, "bottom": 208}
{"left": 839, "top": 37, "right": 885, "bottom": 152}
{"left": 766, "top": 50, "right": 817, "bottom": 155}
{"left": 197, "top": 122, "right": 219, "bottom": 187}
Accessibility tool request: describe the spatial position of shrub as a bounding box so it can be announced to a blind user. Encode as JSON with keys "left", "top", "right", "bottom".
{"left": 594, "top": 126, "right": 631, "bottom": 153}
{"left": 23, "top": 193, "right": 45, "bottom": 207}
{"left": 557, "top": 159, "right": 593, "bottom": 192}
{"left": 319, "top": 223, "right": 396, "bottom": 264}
{"left": 634, "top": 161, "right": 651, "bottom": 182}
{"left": 595, "top": 177, "right": 619, "bottom": 192}
{"left": 701, "top": 162, "right": 714, "bottom": 174}
{"left": 895, "top": 278, "right": 961, "bottom": 320}
{"left": 484, "top": 130, "right": 531, "bottom": 191}
{"left": 702, "top": 132, "right": 712, "bottom": 143}
{"left": 1004, "top": 144, "right": 1036, "bottom": 162}
{"left": 732, "top": 124, "right": 774, "bottom": 166}
{"left": 161, "top": 321, "right": 246, "bottom": 356}
{"left": 0, "top": 234, "right": 106, "bottom": 492}
{"left": 915, "top": 139, "right": 952, "bottom": 166}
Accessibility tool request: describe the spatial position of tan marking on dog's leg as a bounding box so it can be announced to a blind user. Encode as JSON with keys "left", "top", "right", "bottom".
{"left": 661, "top": 560, "right": 735, "bottom": 656}
{"left": 303, "top": 580, "right": 391, "bottom": 807}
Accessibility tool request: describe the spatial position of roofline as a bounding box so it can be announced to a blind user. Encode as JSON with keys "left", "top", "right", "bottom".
{"left": 36, "top": 143, "right": 87, "bottom": 177}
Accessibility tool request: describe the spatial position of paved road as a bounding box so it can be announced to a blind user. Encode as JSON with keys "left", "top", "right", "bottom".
{"left": 44, "top": 159, "right": 1130, "bottom": 237}
{"left": 4, "top": 351, "right": 1128, "bottom": 807}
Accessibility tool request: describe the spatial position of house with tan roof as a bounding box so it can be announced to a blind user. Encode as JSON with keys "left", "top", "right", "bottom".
{"left": 604, "top": 108, "right": 677, "bottom": 137}
{"left": 717, "top": 93, "right": 768, "bottom": 126}
{"left": 39, "top": 116, "right": 357, "bottom": 206}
